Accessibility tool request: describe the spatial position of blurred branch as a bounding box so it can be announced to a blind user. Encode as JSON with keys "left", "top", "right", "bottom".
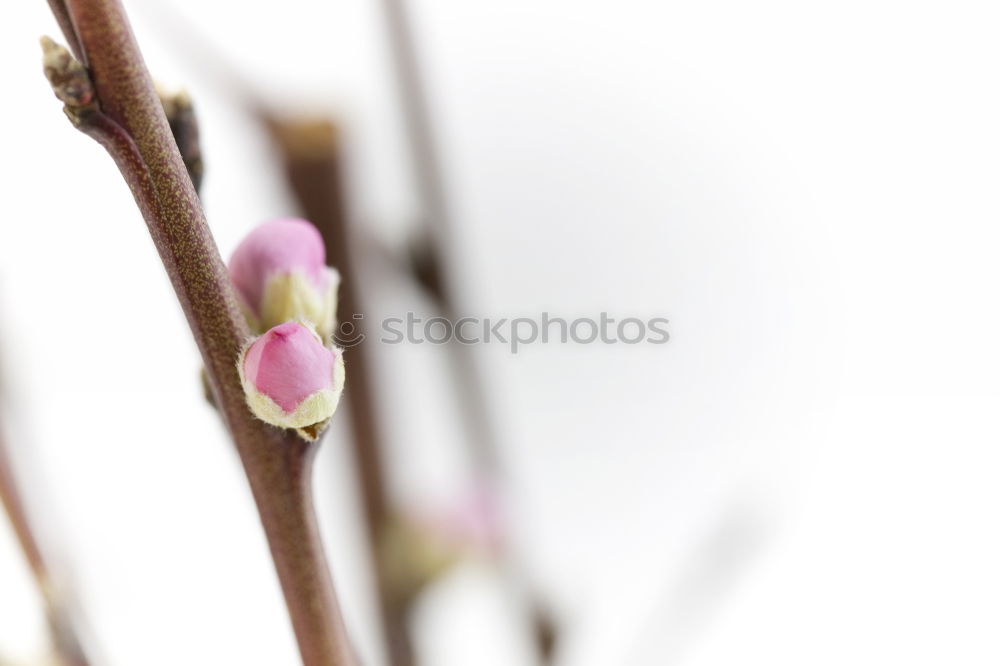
{"left": 39, "top": 2, "right": 356, "bottom": 663}
{"left": 378, "top": 0, "right": 559, "bottom": 660}
{"left": 0, "top": 404, "right": 91, "bottom": 665}
{"left": 624, "top": 507, "right": 768, "bottom": 663}
{"left": 381, "top": 0, "right": 504, "bottom": 469}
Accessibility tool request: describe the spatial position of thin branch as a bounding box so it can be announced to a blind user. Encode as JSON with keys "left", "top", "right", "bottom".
{"left": 40, "top": 1, "right": 357, "bottom": 663}
{"left": 378, "top": 0, "right": 559, "bottom": 659}
{"left": 91, "top": 9, "right": 409, "bottom": 661}
{"left": 45, "top": 0, "right": 83, "bottom": 61}
{"left": 0, "top": 423, "right": 91, "bottom": 665}
{"left": 0, "top": 442, "right": 46, "bottom": 599}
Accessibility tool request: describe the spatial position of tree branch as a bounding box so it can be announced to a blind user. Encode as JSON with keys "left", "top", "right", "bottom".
{"left": 0, "top": 420, "right": 91, "bottom": 665}
{"left": 40, "top": 2, "right": 356, "bottom": 663}
{"left": 378, "top": 0, "right": 558, "bottom": 659}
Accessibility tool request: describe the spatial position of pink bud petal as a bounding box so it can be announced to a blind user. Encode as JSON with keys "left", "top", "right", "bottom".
{"left": 418, "top": 484, "right": 504, "bottom": 554}
{"left": 229, "top": 218, "right": 329, "bottom": 313}
{"left": 446, "top": 486, "right": 503, "bottom": 552}
{"left": 243, "top": 321, "right": 335, "bottom": 413}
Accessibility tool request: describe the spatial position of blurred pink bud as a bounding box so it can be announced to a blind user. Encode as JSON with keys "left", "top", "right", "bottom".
{"left": 380, "top": 485, "right": 505, "bottom": 597}
{"left": 423, "top": 485, "right": 504, "bottom": 555}
{"left": 239, "top": 321, "right": 345, "bottom": 436}
{"left": 229, "top": 218, "right": 340, "bottom": 338}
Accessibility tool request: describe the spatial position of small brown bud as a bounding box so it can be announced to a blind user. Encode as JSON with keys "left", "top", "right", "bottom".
{"left": 40, "top": 36, "right": 94, "bottom": 108}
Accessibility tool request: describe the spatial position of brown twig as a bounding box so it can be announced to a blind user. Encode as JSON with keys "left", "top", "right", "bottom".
{"left": 380, "top": 0, "right": 501, "bottom": 490}
{"left": 0, "top": 370, "right": 90, "bottom": 666}
{"left": 46, "top": 0, "right": 83, "bottom": 61}
{"left": 0, "top": 439, "right": 47, "bottom": 617}
{"left": 40, "top": 2, "right": 356, "bottom": 664}
{"left": 0, "top": 419, "right": 91, "bottom": 665}
{"left": 97, "top": 9, "right": 412, "bottom": 660}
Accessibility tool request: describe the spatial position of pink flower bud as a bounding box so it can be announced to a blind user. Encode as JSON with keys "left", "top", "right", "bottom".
{"left": 406, "top": 484, "right": 504, "bottom": 558}
{"left": 239, "top": 321, "right": 345, "bottom": 436}
{"left": 229, "top": 218, "right": 340, "bottom": 340}
{"left": 380, "top": 484, "right": 505, "bottom": 596}
{"left": 430, "top": 485, "right": 504, "bottom": 554}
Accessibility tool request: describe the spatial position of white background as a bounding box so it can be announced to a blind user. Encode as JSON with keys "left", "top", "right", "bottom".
{"left": 1, "top": 0, "right": 999, "bottom": 664}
